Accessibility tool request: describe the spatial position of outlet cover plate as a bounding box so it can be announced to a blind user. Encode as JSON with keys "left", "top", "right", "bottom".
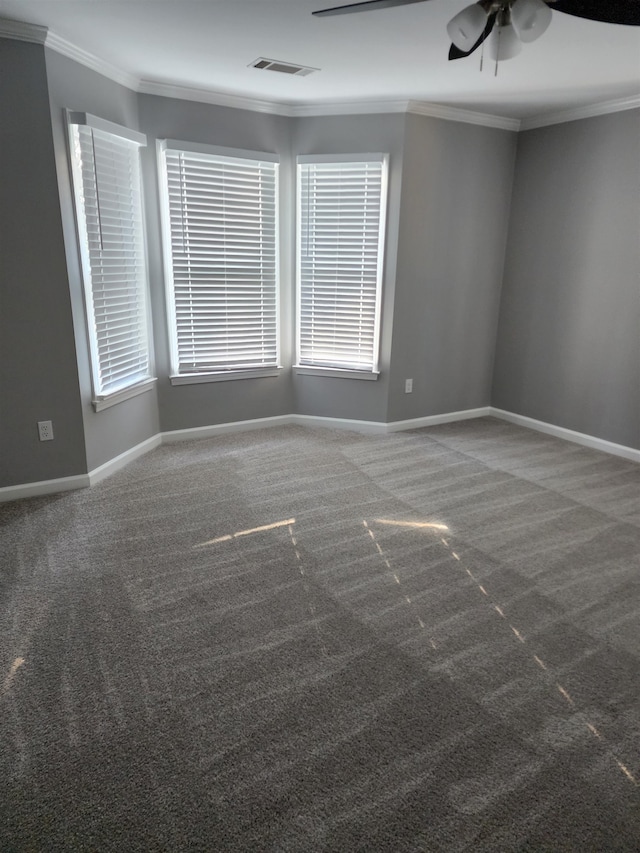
{"left": 38, "top": 420, "right": 54, "bottom": 441}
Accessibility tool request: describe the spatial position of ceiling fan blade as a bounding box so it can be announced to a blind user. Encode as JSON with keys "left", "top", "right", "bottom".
{"left": 448, "top": 12, "right": 497, "bottom": 59}
{"left": 550, "top": 0, "right": 640, "bottom": 26}
{"left": 313, "top": 0, "right": 428, "bottom": 17}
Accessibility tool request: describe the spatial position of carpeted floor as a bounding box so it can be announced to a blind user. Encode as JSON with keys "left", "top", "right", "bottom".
{"left": 1, "top": 417, "right": 639, "bottom": 851}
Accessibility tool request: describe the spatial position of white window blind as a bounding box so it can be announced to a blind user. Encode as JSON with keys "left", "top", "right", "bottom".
{"left": 68, "top": 116, "right": 151, "bottom": 399}
{"left": 297, "top": 155, "right": 388, "bottom": 373}
{"left": 159, "top": 143, "right": 279, "bottom": 376}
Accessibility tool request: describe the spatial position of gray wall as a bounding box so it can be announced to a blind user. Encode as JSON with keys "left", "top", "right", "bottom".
{"left": 290, "top": 113, "right": 406, "bottom": 423}
{"left": 388, "top": 113, "right": 517, "bottom": 422}
{"left": 45, "top": 49, "right": 160, "bottom": 471}
{"left": 3, "top": 35, "right": 639, "bottom": 491}
{"left": 0, "top": 39, "right": 85, "bottom": 486}
{"left": 138, "top": 94, "right": 294, "bottom": 432}
{"left": 492, "top": 110, "right": 640, "bottom": 450}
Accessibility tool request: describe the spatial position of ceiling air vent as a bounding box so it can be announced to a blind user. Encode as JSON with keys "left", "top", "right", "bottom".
{"left": 250, "top": 58, "right": 318, "bottom": 77}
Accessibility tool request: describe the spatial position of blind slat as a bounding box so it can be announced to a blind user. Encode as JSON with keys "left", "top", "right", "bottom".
{"left": 70, "top": 123, "right": 151, "bottom": 396}
{"left": 297, "top": 159, "right": 386, "bottom": 373}
{"left": 162, "top": 147, "right": 279, "bottom": 374}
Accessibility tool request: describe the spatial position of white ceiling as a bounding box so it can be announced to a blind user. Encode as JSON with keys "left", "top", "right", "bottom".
{"left": 1, "top": 0, "right": 639, "bottom": 121}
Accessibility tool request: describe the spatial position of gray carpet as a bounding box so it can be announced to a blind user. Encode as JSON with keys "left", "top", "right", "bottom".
{"left": 1, "top": 417, "right": 639, "bottom": 851}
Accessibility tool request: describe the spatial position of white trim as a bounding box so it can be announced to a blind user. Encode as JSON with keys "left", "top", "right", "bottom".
{"left": 158, "top": 142, "right": 280, "bottom": 378}
{"left": 0, "top": 18, "right": 47, "bottom": 44}
{"left": 156, "top": 140, "right": 180, "bottom": 375}
{"left": 490, "top": 408, "right": 640, "bottom": 464}
{"left": 170, "top": 368, "right": 282, "bottom": 385}
{"left": 1, "top": 19, "right": 637, "bottom": 131}
{"left": 161, "top": 415, "right": 295, "bottom": 443}
{"left": 88, "top": 434, "right": 162, "bottom": 486}
{"left": 138, "top": 82, "right": 523, "bottom": 127}
{"left": 136, "top": 83, "right": 524, "bottom": 128}
{"left": 67, "top": 119, "right": 152, "bottom": 401}
{"left": 387, "top": 407, "right": 493, "bottom": 432}
{"left": 161, "top": 139, "right": 279, "bottom": 163}
{"left": 297, "top": 152, "right": 386, "bottom": 165}
{"left": 160, "top": 408, "right": 491, "bottom": 440}
{"left": 296, "top": 155, "right": 388, "bottom": 375}
{"left": 293, "top": 415, "right": 386, "bottom": 434}
{"left": 3, "top": 408, "right": 638, "bottom": 502}
{"left": 0, "top": 474, "right": 89, "bottom": 503}
{"left": 291, "top": 99, "right": 410, "bottom": 117}
{"left": 45, "top": 31, "right": 138, "bottom": 90}
{"left": 520, "top": 94, "right": 640, "bottom": 131}
{"left": 139, "top": 80, "right": 292, "bottom": 115}
{"left": 93, "top": 377, "right": 157, "bottom": 411}
{"left": 408, "top": 101, "right": 521, "bottom": 132}
{"left": 294, "top": 366, "right": 379, "bottom": 381}
{"left": 139, "top": 81, "right": 413, "bottom": 117}
{"left": 68, "top": 111, "right": 147, "bottom": 146}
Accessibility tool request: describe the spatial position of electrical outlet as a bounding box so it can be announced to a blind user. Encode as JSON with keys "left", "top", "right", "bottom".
{"left": 37, "top": 420, "right": 54, "bottom": 441}
{"left": 405, "top": 378, "right": 413, "bottom": 394}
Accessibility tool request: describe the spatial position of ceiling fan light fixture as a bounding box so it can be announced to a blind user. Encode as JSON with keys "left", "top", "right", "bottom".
{"left": 489, "top": 22, "right": 523, "bottom": 61}
{"left": 510, "top": 0, "right": 552, "bottom": 43}
{"left": 446, "top": 3, "right": 488, "bottom": 52}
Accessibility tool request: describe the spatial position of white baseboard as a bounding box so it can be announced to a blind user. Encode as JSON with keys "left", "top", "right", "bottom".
{"left": 4, "top": 406, "right": 637, "bottom": 502}
{"left": 387, "top": 407, "right": 492, "bottom": 433}
{"left": 490, "top": 408, "right": 640, "bottom": 463}
{"left": 161, "top": 414, "right": 295, "bottom": 443}
{"left": 292, "top": 414, "right": 386, "bottom": 434}
{"left": 0, "top": 434, "right": 163, "bottom": 503}
{"left": 0, "top": 473, "right": 90, "bottom": 503}
{"left": 161, "top": 409, "right": 490, "bottom": 439}
{"left": 88, "top": 434, "right": 163, "bottom": 486}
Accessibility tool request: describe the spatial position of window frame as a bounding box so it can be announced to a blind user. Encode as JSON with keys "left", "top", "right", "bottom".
{"left": 67, "top": 111, "right": 155, "bottom": 410}
{"left": 157, "top": 139, "right": 282, "bottom": 385}
{"left": 295, "top": 153, "right": 389, "bottom": 379}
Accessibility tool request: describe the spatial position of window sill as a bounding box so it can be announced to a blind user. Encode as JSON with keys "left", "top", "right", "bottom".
{"left": 171, "top": 367, "right": 282, "bottom": 386}
{"left": 93, "top": 377, "right": 157, "bottom": 412}
{"left": 294, "top": 366, "right": 380, "bottom": 381}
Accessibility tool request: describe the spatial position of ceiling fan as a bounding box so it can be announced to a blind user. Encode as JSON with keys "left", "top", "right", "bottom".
{"left": 313, "top": 0, "right": 640, "bottom": 65}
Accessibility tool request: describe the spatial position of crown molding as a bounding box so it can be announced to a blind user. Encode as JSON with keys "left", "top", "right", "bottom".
{"left": 136, "top": 81, "right": 518, "bottom": 128}
{"left": 0, "top": 17, "right": 134, "bottom": 88}
{"left": 0, "top": 17, "right": 47, "bottom": 44}
{"left": 289, "top": 99, "right": 409, "bottom": 117}
{"left": 3, "top": 16, "right": 638, "bottom": 132}
{"left": 138, "top": 82, "right": 411, "bottom": 119}
{"left": 408, "top": 100, "right": 521, "bottom": 131}
{"left": 45, "top": 31, "right": 138, "bottom": 90}
{"left": 137, "top": 79, "right": 291, "bottom": 114}
{"left": 520, "top": 93, "right": 640, "bottom": 130}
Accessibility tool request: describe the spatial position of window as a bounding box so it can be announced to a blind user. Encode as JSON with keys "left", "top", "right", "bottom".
{"left": 158, "top": 141, "right": 279, "bottom": 383}
{"left": 68, "top": 112, "right": 153, "bottom": 409}
{"left": 296, "top": 154, "right": 388, "bottom": 376}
